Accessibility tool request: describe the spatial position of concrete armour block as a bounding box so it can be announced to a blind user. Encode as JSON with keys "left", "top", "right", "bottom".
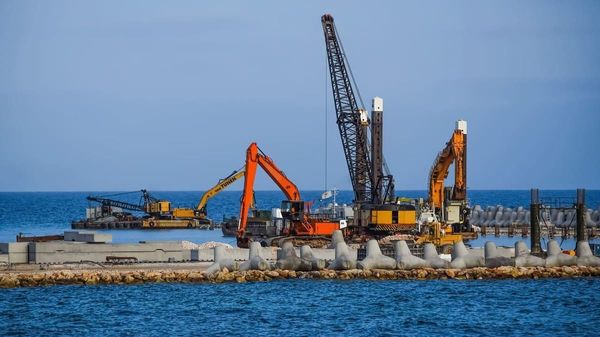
{"left": 275, "top": 242, "right": 312, "bottom": 271}
{"left": 576, "top": 241, "right": 600, "bottom": 267}
{"left": 484, "top": 241, "right": 514, "bottom": 268}
{"left": 423, "top": 244, "right": 449, "bottom": 269}
{"left": 240, "top": 242, "right": 270, "bottom": 271}
{"left": 395, "top": 240, "right": 430, "bottom": 269}
{"left": 545, "top": 240, "right": 577, "bottom": 267}
{"left": 328, "top": 241, "right": 357, "bottom": 270}
{"left": 358, "top": 240, "right": 396, "bottom": 270}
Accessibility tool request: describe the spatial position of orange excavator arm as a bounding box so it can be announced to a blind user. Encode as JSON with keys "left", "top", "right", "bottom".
{"left": 428, "top": 121, "right": 467, "bottom": 210}
{"left": 237, "top": 143, "right": 301, "bottom": 240}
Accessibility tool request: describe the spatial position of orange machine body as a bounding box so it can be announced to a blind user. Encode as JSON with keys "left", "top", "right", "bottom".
{"left": 237, "top": 143, "right": 339, "bottom": 244}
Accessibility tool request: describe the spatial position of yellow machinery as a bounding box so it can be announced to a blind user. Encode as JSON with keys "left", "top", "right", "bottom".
{"left": 146, "top": 200, "right": 171, "bottom": 214}
{"left": 428, "top": 120, "right": 469, "bottom": 226}
{"left": 369, "top": 207, "right": 417, "bottom": 229}
{"left": 415, "top": 222, "right": 464, "bottom": 254}
{"left": 421, "top": 120, "right": 477, "bottom": 247}
{"left": 141, "top": 168, "right": 248, "bottom": 228}
{"left": 195, "top": 168, "right": 247, "bottom": 218}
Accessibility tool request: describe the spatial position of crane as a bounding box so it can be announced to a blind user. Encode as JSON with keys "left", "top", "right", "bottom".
{"left": 322, "top": 13, "right": 416, "bottom": 234}
{"left": 428, "top": 120, "right": 468, "bottom": 226}
{"left": 237, "top": 143, "right": 340, "bottom": 247}
{"left": 321, "top": 13, "right": 375, "bottom": 204}
{"left": 86, "top": 190, "right": 170, "bottom": 216}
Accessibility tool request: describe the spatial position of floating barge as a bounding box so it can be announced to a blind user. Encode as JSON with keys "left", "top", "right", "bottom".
{"left": 71, "top": 218, "right": 218, "bottom": 230}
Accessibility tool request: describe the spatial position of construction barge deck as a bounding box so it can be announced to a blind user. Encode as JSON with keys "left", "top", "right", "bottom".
{"left": 71, "top": 220, "right": 218, "bottom": 230}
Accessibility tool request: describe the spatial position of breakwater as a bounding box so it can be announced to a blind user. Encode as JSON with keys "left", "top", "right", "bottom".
{"left": 1, "top": 266, "right": 599, "bottom": 288}
{"left": 469, "top": 204, "right": 600, "bottom": 228}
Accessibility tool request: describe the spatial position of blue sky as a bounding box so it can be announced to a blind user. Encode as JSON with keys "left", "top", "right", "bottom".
{"left": 1, "top": 1, "right": 599, "bottom": 191}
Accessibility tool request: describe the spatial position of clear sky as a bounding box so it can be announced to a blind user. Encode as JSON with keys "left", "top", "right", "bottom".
{"left": 1, "top": 1, "right": 599, "bottom": 192}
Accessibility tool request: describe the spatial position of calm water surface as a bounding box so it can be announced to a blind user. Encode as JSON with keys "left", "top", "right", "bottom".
{"left": 1, "top": 190, "right": 599, "bottom": 245}
{"left": 2, "top": 191, "right": 600, "bottom": 336}
{"left": 1, "top": 278, "right": 599, "bottom": 336}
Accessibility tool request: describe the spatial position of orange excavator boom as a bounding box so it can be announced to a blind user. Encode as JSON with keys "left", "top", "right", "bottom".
{"left": 238, "top": 143, "right": 301, "bottom": 239}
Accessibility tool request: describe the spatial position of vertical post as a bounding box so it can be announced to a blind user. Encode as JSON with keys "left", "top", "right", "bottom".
{"left": 371, "top": 97, "right": 383, "bottom": 205}
{"left": 530, "top": 188, "right": 542, "bottom": 255}
{"left": 576, "top": 188, "right": 586, "bottom": 242}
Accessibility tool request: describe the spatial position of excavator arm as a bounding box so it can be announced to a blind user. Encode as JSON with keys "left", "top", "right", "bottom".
{"left": 238, "top": 143, "right": 301, "bottom": 241}
{"left": 196, "top": 168, "right": 247, "bottom": 217}
{"left": 428, "top": 121, "right": 467, "bottom": 210}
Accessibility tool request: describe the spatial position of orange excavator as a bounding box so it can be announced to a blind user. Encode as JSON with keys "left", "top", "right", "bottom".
{"left": 428, "top": 120, "right": 469, "bottom": 228}
{"left": 236, "top": 143, "right": 340, "bottom": 247}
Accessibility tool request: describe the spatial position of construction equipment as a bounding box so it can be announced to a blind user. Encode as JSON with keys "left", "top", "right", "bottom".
{"left": 428, "top": 120, "right": 469, "bottom": 229}
{"left": 414, "top": 219, "right": 464, "bottom": 254}
{"left": 196, "top": 168, "right": 247, "bottom": 218}
{"left": 85, "top": 190, "right": 211, "bottom": 229}
{"left": 86, "top": 190, "right": 169, "bottom": 217}
{"left": 237, "top": 143, "right": 340, "bottom": 247}
{"left": 322, "top": 13, "right": 416, "bottom": 236}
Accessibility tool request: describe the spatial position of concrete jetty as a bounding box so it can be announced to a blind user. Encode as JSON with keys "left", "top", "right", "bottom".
{"left": 2, "top": 230, "right": 600, "bottom": 288}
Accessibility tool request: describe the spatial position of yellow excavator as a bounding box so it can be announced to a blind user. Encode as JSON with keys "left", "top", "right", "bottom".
{"left": 141, "top": 168, "right": 250, "bottom": 228}
{"left": 164, "top": 168, "right": 248, "bottom": 220}
{"left": 196, "top": 168, "right": 248, "bottom": 218}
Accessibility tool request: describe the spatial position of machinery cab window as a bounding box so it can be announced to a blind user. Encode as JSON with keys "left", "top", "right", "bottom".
{"left": 281, "top": 200, "right": 304, "bottom": 221}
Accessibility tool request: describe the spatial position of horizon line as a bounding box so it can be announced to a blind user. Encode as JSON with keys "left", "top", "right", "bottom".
{"left": 1, "top": 188, "right": 599, "bottom": 193}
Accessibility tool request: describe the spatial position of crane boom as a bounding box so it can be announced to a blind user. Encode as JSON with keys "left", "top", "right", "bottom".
{"left": 86, "top": 195, "right": 145, "bottom": 212}
{"left": 322, "top": 14, "right": 374, "bottom": 204}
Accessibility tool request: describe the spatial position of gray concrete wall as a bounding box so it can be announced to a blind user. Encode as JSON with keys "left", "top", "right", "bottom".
{"left": 64, "top": 231, "right": 112, "bottom": 243}
{"left": 191, "top": 247, "right": 345, "bottom": 262}
{"left": 6, "top": 241, "right": 356, "bottom": 265}
{"left": 29, "top": 241, "right": 192, "bottom": 264}
{"left": 0, "top": 242, "right": 29, "bottom": 264}
{"left": 192, "top": 247, "right": 278, "bottom": 262}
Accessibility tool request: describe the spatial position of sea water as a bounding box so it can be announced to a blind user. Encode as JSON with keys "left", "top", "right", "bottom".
{"left": 1, "top": 278, "right": 599, "bottom": 336}
{"left": 1, "top": 191, "right": 600, "bottom": 336}
{"left": 0, "top": 190, "right": 598, "bottom": 247}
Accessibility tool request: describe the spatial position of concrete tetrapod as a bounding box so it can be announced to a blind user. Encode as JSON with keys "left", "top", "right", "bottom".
{"left": 328, "top": 230, "right": 345, "bottom": 249}
{"left": 450, "top": 241, "right": 484, "bottom": 269}
{"left": 300, "top": 245, "right": 326, "bottom": 270}
{"left": 204, "top": 246, "right": 240, "bottom": 275}
{"left": 545, "top": 240, "right": 577, "bottom": 267}
{"left": 328, "top": 241, "right": 357, "bottom": 270}
{"left": 239, "top": 241, "right": 270, "bottom": 271}
{"left": 514, "top": 240, "right": 545, "bottom": 267}
{"left": 357, "top": 240, "right": 397, "bottom": 270}
{"left": 394, "top": 240, "right": 430, "bottom": 269}
{"left": 423, "top": 243, "right": 449, "bottom": 269}
{"left": 484, "top": 241, "right": 514, "bottom": 268}
{"left": 576, "top": 241, "right": 600, "bottom": 267}
{"left": 275, "top": 242, "right": 313, "bottom": 271}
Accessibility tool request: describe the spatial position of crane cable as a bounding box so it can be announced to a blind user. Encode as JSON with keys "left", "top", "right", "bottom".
{"left": 325, "top": 46, "right": 328, "bottom": 192}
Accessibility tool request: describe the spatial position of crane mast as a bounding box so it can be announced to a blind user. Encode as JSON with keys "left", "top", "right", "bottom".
{"left": 321, "top": 14, "right": 375, "bottom": 204}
